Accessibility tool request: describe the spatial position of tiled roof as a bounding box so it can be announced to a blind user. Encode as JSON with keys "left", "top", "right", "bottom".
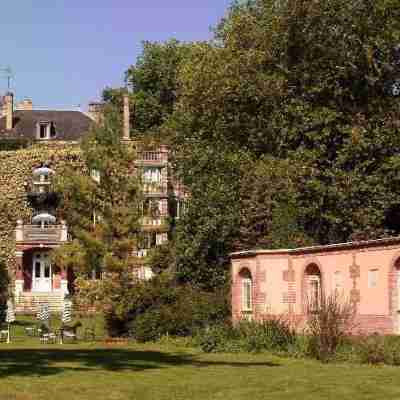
{"left": 0, "top": 110, "right": 93, "bottom": 141}
{"left": 230, "top": 236, "right": 400, "bottom": 258}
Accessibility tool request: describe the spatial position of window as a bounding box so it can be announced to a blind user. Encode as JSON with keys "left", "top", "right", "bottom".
{"left": 368, "top": 269, "right": 379, "bottom": 288}
{"left": 142, "top": 199, "right": 160, "bottom": 217}
{"left": 90, "top": 169, "right": 100, "bottom": 183}
{"left": 309, "top": 277, "right": 321, "bottom": 310}
{"left": 156, "top": 233, "right": 167, "bottom": 245}
{"left": 35, "top": 262, "right": 41, "bottom": 278}
{"left": 334, "top": 271, "right": 343, "bottom": 291}
{"left": 37, "top": 121, "right": 57, "bottom": 140}
{"left": 90, "top": 268, "right": 103, "bottom": 280}
{"left": 239, "top": 269, "right": 253, "bottom": 313}
{"left": 176, "top": 199, "right": 186, "bottom": 220}
{"left": 138, "top": 232, "right": 157, "bottom": 249}
{"left": 39, "top": 123, "right": 47, "bottom": 139}
{"left": 242, "top": 278, "right": 252, "bottom": 312}
{"left": 304, "top": 264, "right": 322, "bottom": 312}
{"left": 142, "top": 167, "right": 161, "bottom": 183}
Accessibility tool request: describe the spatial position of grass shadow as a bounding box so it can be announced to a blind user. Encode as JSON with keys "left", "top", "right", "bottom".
{"left": 0, "top": 347, "right": 280, "bottom": 378}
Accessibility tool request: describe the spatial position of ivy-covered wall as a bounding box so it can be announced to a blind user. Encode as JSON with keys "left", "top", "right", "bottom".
{"left": 0, "top": 143, "right": 83, "bottom": 274}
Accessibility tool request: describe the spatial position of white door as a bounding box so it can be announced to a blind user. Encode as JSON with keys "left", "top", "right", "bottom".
{"left": 32, "top": 253, "right": 52, "bottom": 292}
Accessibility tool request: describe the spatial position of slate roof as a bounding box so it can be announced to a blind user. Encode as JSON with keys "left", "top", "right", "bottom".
{"left": 0, "top": 110, "right": 93, "bottom": 141}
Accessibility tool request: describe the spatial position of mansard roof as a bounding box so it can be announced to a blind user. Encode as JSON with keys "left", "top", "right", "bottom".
{"left": 0, "top": 110, "right": 93, "bottom": 141}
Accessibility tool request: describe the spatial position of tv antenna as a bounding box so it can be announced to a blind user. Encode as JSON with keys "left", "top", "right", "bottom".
{"left": 0, "top": 66, "right": 14, "bottom": 90}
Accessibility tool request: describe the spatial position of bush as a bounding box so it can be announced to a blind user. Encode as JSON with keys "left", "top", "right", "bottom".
{"left": 306, "top": 292, "right": 355, "bottom": 362}
{"left": 356, "top": 334, "right": 400, "bottom": 365}
{"left": 196, "top": 317, "right": 297, "bottom": 354}
{"left": 123, "top": 275, "right": 230, "bottom": 340}
{"left": 196, "top": 323, "right": 242, "bottom": 353}
{"left": 236, "top": 318, "right": 297, "bottom": 353}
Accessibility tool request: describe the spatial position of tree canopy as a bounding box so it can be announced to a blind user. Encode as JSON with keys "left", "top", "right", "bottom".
{"left": 104, "top": 0, "right": 400, "bottom": 289}
{"left": 53, "top": 107, "right": 142, "bottom": 278}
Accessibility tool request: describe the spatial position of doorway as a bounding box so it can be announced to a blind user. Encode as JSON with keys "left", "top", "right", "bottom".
{"left": 32, "top": 252, "right": 52, "bottom": 292}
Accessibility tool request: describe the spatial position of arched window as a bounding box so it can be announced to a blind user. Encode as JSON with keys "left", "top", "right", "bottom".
{"left": 304, "top": 263, "right": 322, "bottom": 311}
{"left": 239, "top": 268, "right": 253, "bottom": 314}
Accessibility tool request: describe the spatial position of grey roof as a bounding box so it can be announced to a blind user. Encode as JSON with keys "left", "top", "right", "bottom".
{"left": 0, "top": 110, "right": 93, "bottom": 141}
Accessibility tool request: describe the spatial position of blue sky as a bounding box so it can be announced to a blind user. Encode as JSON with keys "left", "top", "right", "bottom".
{"left": 0, "top": 1, "right": 231, "bottom": 110}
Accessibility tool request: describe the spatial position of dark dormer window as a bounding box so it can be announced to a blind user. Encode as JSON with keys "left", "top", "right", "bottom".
{"left": 37, "top": 121, "right": 57, "bottom": 140}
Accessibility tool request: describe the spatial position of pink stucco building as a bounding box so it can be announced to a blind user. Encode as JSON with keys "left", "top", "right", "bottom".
{"left": 231, "top": 237, "right": 400, "bottom": 334}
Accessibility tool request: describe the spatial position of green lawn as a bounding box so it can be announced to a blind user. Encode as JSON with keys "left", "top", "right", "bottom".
{"left": 1, "top": 319, "right": 400, "bottom": 399}
{"left": 1, "top": 337, "right": 400, "bottom": 400}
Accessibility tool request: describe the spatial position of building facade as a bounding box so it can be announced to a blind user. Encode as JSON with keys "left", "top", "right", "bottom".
{"left": 231, "top": 238, "right": 400, "bottom": 335}
{"left": 0, "top": 92, "right": 183, "bottom": 312}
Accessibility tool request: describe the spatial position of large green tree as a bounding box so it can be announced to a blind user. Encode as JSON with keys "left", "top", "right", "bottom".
{"left": 53, "top": 106, "right": 142, "bottom": 279}
{"left": 103, "top": 39, "right": 191, "bottom": 136}
{"left": 101, "top": 0, "right": 400, "bottom": 290}
{"left": 170, "top": 0, "right": 400, "bottom": 287}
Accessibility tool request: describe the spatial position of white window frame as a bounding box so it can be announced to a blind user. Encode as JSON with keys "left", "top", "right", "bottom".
{"left": 368, "top": 269, "right": 379, "bottom": 288}
{"left": 334, "top": 271, "right": 343, "bottom": 292}
{"left": 242, "top": 277, "right": 253, "bottom": 312}
{"left": 90, "top": 169, "right": 101, "bottom": 183}
{"left": 37, "top": 121, "right": 57, "bottom": 140}
{"left": 142, "top": 167, "right": 162, "bottom": 183}
{"left": 308, "top": 275, "right": 321, "bottom": 311}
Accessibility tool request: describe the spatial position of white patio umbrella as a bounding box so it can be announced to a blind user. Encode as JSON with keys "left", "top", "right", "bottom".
{"left": 60, "top": 297, "right": 73, "bottom": 344}
{"left": 62, "top": 297, "right": 72, "bottom": 325}
{"left": 32, "top": 166, "right": 55, "bottom": 177}
{"left": 5, "top": 300, "right": 15, "bottom": 344}
{"left": 32, "top": 213, "right": 56, "bottom": 225}
{"left": 37, "top": 303, "right": 50, "bottom": 328}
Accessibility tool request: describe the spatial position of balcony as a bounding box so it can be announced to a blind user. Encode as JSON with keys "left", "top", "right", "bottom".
{"left": 142, "top": 182, "right": 168, "bottom": 197}
{"left": 15, "top": 223, "right": 68, "bottom": 243}
{"left": 140, "top": 216, "right": 168, "bottom": 231}
{"left": 136, "top": 151, "right": 168, "bottom": 166}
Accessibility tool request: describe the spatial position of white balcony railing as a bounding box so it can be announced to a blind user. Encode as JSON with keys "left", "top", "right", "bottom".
{"left": 15, "top": 222, "right": 68, "bottom": 243}
{"left": 142, "top": 182, "right": 168, "bottom": 195}
{"left": 137, "top": 151, "right": 168, "bottom": 165}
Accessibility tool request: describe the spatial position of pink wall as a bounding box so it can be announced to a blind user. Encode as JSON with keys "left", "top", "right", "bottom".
{"left": 231, "top": 238, "right": 400, "bottom": 334}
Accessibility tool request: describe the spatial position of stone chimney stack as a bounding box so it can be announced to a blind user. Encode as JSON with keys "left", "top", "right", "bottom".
{"left": 16, "top": 98, "right": 33, "bottom": 111}
{"left": 123, "top": 94, "right": 130, "bottom": 140}
{"left": 5, "top": 92, "right": 13, "bottom": 131}
{"left": 87, "top": 102, "right": 103, "bottom": 124}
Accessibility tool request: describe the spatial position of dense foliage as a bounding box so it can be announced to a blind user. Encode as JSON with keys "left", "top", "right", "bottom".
{"left": 53, "top": 107, "right": 142, "bottom": 278}
{"left": 103, "top": 39, "right": 191, "bottom": 136}
{"left": 101, "top": 0, "right": 400, "bottom": 290}
{"left": 102, "top": 273, "right": 229, "bottom": 339}
{"left": 0, "top": 144, "right": 82, "bottom": 272}
{"left": 168, "top": 0, "right": 400, "bottom": 288}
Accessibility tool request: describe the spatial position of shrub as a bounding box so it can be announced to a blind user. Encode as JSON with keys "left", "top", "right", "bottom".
{"left": 236, "top": 318, "right": 297, "bottom": 353}
{"left": 306, "top": 292, "right": 355, "bottom": 362}
{"left": 198, "top": 324, "right": 234, "bottom": 353}
{"left": 356, "top": 334, "right": 400, "bottom": 365}
{"left": 124, "top": 275, "right": 230, "bottom": 340}
{"left": 196, "top": 317, "right": 297, "bottom": 354}
{"left": 357, "top": 334, "right": 387, "bottom": 364}
{"left": 129, "top": 309, "right": 164, "bottom": 342}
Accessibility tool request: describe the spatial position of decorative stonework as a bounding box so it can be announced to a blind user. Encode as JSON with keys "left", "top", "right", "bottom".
{"left": 287, "top": 257, "right": 296, "bottom": 313}
{"left": 350, "top": 289, "right": 361, "bottom": 304}
{"left": 349, "top": 253, "right": 360, "bottom": 310}
{"left": 282, "top": 291, "right": 296, "bottom": 304}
